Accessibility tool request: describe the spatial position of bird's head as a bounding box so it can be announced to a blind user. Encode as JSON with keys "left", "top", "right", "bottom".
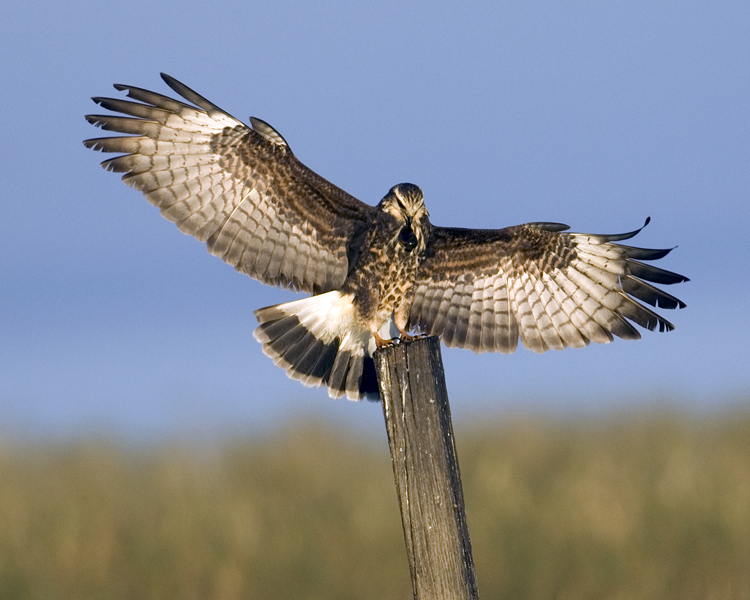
{"left": 378, "top": 183, "right": 431, "bottom": 254}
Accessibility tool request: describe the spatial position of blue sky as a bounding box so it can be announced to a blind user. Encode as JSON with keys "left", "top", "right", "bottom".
{"left": 1, "top": 1, "right": 748, "bottom": 441}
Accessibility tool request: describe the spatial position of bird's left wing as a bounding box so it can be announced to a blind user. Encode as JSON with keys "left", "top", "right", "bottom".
{"left": 85, "top": 74, "right": 376, "bottom": 294}
{"left": 410, "top": 220, "right": 688, "bottom": 353}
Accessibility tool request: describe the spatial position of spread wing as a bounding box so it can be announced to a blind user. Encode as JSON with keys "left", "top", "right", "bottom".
{"left": 410, "top": 220, "right": 688, "bottom": 353}
{"left": 84, "top": 73, "right": 376, "bottom": 294}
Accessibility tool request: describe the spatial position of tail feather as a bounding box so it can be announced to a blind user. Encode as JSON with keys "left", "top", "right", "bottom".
{"left": 327, "top": 350, "right": 352, "bottom": 398}
{"left": 299, "top": 342, "right": 340, "bottom": 388}
{"left": 253, "top": 291, "right": 378, "bottom": 401}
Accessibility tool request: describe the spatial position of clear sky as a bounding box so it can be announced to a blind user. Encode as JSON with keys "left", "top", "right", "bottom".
{"left": 1, "top": 0, "right": 748, "bottom": 441}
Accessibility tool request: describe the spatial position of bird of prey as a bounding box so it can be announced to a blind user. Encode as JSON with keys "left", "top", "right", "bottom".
{"left": 84, "top": 74, "right": 688, "bottom": 401}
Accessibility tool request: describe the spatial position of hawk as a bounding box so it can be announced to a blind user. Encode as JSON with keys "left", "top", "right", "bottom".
{"left": 85, "top": 74, "right": 688, "bottom": 401}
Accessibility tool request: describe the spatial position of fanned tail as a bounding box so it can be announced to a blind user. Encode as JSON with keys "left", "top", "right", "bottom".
{"left": 253, "top": 291, "right": 379, "bottom": 401}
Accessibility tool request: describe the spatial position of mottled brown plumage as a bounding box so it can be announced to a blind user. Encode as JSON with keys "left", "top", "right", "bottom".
{"left": 85, "top": 74, "right": 688, "bottom": 400}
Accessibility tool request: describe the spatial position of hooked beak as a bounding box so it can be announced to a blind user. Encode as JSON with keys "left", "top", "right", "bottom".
{"left": 398, "top": 218, "right": 418, "bottom": 252}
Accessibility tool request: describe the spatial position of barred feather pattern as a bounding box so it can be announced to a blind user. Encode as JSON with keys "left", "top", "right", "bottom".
{"left": 410, "top": 222, "right": 688, "bottom": 354}
{"left": 84, "top": 74, "right": 374, "bottom": 294}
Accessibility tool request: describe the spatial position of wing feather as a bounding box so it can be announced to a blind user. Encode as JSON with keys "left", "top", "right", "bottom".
{"left": 85, "top": 73, "right": 376, "bottom": 293}
{"left": 492, "top": 275, "right": 518, "bottom": 353}
{"left": 411, "top": 223, "right": 687, "bottom": 353}
{"left": 531, "top": 271, "right": 567, "bottom": 351}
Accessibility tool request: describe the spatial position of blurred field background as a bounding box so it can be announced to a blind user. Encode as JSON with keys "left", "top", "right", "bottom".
{"left": 1, "top": 407, "right": 749, "bottom": 600}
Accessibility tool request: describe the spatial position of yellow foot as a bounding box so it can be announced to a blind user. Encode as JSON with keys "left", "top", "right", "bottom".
{"left": 374, "top": 330, "right": 425, "bottom": 348}
{"left": 398, "top": 330, "right": 429, "bottom": 343}
{"left": 373, "top": 331, "right": 396, "bottom": 348}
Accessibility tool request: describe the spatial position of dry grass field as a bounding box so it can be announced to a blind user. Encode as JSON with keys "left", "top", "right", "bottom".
{"left": 1, "top": 408, "right": 748, "bottom": 599}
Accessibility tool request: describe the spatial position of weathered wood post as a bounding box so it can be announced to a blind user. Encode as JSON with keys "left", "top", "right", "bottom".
{"left": 374, "top": 336, "right": 479, "bottom": 600}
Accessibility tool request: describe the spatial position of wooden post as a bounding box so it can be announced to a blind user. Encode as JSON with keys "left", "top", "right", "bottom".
{"left": 374, "top": 336, "right": 479, "bottom": 600}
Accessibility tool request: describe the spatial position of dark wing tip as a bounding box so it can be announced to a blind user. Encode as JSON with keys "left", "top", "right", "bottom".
{"left": 83, "top": 114, "right": 113, "bottom": 129}
{"left": 158, "top": 73, "right": 224, "bottom": 116}
{"left": 594, "top": 217, "right": 651, "bottom": 243}
{"left": 159, "top": 72, "right": 178, "bottom": 88}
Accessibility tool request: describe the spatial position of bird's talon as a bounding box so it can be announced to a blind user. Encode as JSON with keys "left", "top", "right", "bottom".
{"left": 398, "top": 330, "right": 416, "bottom": 343}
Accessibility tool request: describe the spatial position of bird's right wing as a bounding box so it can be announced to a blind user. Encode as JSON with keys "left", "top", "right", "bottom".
{"left": 85, "top": 73, "right": 376, "bottom": 294}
